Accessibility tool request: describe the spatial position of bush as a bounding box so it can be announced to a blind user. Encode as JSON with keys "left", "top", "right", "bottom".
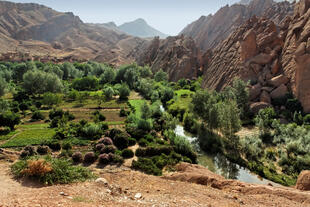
{"left": 37, "top": 146, "right": 50, "bottom": 155}
{"left": 113, "top": 133, "right": 129, "bottom": 150}
{"left": 135, "top": 146, "right": 173, "bottom": 157}
{"left": 95, "top": 143, "right": 105, "bottom": 152}
{"left": 72, "top": 152, "right": 83, "bottom": 163}
{"left": 42, "top": 140, "right": 61, "bottom": 151}
{"left": 121, "top": 149, "right": 134, "bottom": 159}
{"left": 100, "top": 145, "right": 116, "bottom": 154}
{"left": 0, "top": 111, "right": 21, "bottom": 130}
{"left": 118, "top": 83, "right": 130, "bottom": 100}
{"left": 98, "top": 154, "right": 110, "bottom": 165}
{"left": 11, "top": 156, "right": 93, "bottom": 185}
{"left": 109, "top": 128, "right": 123, "bottom": 139}
{"left": 120, "top": 108, "right": 129, "bottom": 117}
{"left": 31, "top": 111, "right": 45, "bottom": 121}
{"left": 138, "top": 139, "right": 148, "bottom": 147}
{"left": 62, "top": 142, "right": 72, "bottom": 151}
{"left": 128, "top": 138, "right": 136, "bottom": 146}
{"left": 97, "top": 137, "right": 113, "bottom": 145}
{"left": 84, "top": 152, "right": 96, "bottom": 164}
{"left": 132, "top": 158, "right": 162, "bottom": 176}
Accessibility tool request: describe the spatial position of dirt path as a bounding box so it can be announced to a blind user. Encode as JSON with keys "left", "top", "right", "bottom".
{"left": 0, "top": 160, "right": 309, "bottom": 207}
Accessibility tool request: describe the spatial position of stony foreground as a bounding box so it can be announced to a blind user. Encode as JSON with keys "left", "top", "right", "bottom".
{"left": 0, "top": 160, "right": 310, "bottom": 207}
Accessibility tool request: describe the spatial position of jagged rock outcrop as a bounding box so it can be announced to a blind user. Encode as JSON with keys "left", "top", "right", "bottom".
{"left": 181, "top": 0, "right": 293, "bottom": 51}
{"left": 0, "top": 1, "right": 147, "bottom": 65}
{"left": 137, "top": 35, "right": 201, "bottom": 81}
{"left": 201, "top": 15, "right": 292, "bottom": 113}
{"left": 281, "top": 0, "right": 310, "bottom": 113}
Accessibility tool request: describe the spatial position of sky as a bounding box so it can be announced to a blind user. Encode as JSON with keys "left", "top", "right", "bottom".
{"left": 8, "top": 0, "right": 242, "bottom": 35}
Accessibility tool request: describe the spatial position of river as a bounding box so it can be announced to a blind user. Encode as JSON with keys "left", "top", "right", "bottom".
{"left": 174, "top": 125, "right": 279, "bottom": 186}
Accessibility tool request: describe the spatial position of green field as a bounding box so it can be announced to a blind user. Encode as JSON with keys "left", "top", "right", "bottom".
{"left": 1, "top": 126, "right": 55, "bottom": 148}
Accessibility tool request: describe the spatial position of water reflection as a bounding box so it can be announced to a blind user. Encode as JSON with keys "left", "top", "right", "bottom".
{"left": 174, "top": 124, "right": 279, "bottom": 186}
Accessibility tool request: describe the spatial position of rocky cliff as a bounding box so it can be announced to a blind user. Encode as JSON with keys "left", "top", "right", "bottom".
{"left": 200, "top": 0, "right": 310, "bottom": 113}
{"left": 0, "top": 1, "right": 147, "bottom": 65}
{"left": 281, "top": 0, "right": 310, "bottom": 113}
{"left": 181, "top": 0, "right": 293, "bottom": 51}
{"left": 137, "top": 35, "right": 201, "bottom": 81}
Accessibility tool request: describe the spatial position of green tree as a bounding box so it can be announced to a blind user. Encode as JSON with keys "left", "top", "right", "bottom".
{"left": 42, "top": 93, "right": 62, "bottom": 108}
{"left": 103, "top": 87, "right": 114, "bottom": 101}
{"left": 23, "top": 70, "right": 63, "bottom": 94}
{"left": 119, "top": 83, "right": 130, "bottom": 100}
{"left": 0, "top": 111, "right": 21, "bottom": 130}
{"left": 0, "top": 77, "right": 7, "bottom": 97}
{"left": 154, "top": 69, "right": 168, "bottom": 82}
{"left": 141, "top": 102, "right": 152, "bottom": 119}
{"left": 100, "top": 67, "right": 116, "bottom": 84}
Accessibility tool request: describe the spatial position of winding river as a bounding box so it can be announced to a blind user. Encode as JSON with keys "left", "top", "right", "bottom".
{"left": 174, "top": 125, "right": 279, "bottom": 186}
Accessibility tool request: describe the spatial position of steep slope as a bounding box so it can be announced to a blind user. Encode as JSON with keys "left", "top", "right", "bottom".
{"left": 137, "top": 35, "right": 201, "bottom": 81}
{"left": 118, "top": 18, "right": 168, "bottom": 39}
{"left": 0, "top": 1, "right": 147, "bottom": 65}
{"left": 201, "top": 0, "right": 310, "bottom": 113}
{"left": 181, "top": 0, "right": 293, "bottom": 51}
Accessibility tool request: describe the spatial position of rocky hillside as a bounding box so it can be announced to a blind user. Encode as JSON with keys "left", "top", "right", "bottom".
{"left": 0, "top": 1, "right": 147, "bottom": 65}
{"left": 180, "top": 0, "right": 294, "bottom": 51}
{"left": 136, "top": 35, "right": 201, "bottom": 81}
{"left": 201, "top": 0, "right": 310, "bottom": 113}
{"left": 118, "top": 18, "right": 168, "bottom": 39}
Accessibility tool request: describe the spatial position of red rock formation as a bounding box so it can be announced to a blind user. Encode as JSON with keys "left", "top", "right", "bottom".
{"left": 181, "top": 0, "right": 293, "bottom": 51}
{"left": 281, "top": 0, "right": 310, "bottom": 113}
{"left": 137, "top": 35, "right": 201, "bottom": 81}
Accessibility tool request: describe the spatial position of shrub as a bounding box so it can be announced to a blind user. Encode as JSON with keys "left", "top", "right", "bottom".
{"left": 11, "top": 157, "right": 93, "bottom": 185}
{"left": 113, "top": 133, "right": 129, "bottom": 150}
{"left": 135, "top": 146, "right": 173, "bottom": 157}
{"left": 92, "top": 110, "right": 106, "bottom": 122}
{"left": 24, "top": 146, "right": 36, "bottom": 156}
{"left": 128, "top": 138, "right": 136, "bottom": 146}
{"left": 72, "top": 152, "right": 83, "bottom": 163}
{"left": 37, "top": 146, "right": 50, "bottom": 155}
{"left": 98, "top": 153, "right": 110, "bottom": 165}
{"left": 138, "top": 139, "right": 148, "bottom": 147}
{"left": 83, "top": 152, "right": 96, "bottom": 164}
{"left": 31, "top": 111, "right": 45, "bottom": 121}
{"left": 109, "top": 128, "right": 123, "bottom": 139}
{"left": 62, "top": 142, "right": 72, "bottom": 151}
{"left": 42, "top": 140, "right": 61, "bottom": 151}
{"left": 0, "top": 111, "right": 21, "bottom": 130}
{"left": 120, "top": 108, "right": 128, "bottom": 117}
{"left": 304, "top": 114, "right": 310, "bottom": 125}
{"left": 97, "top": 137, "right": 113, "bottom": 145}
{"left": 95, "top": 143, "right": 105, "bottom": 152}
{"left": 110, "top": 153, "right": 124, "bottom": 164}
{"left": 100, "top": 145, "right": 116, "bottom": 154}
{"left": 132, "top": 158, "right": 162, "bottom": 176}
{"left": 121, "top": 149, "right": 134, "bottom": 159}
{"left": 118, "top": 83, "right": 130, "bottom": 100}
{"left": 81, "top": 123, "right": 104, "bottom": 139}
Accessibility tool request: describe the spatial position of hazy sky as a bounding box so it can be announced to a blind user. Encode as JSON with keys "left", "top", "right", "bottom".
{"left": 8, "top": 0, "right": 241, "bottom": 35}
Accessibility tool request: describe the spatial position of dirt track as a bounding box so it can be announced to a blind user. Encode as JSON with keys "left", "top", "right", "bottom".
{"left": 1, "top": 160, "right": 310, "bottom": 207}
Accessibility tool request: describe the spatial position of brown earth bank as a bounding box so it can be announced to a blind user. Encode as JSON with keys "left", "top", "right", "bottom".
{"left": 0, "top": 157, "right": 310, "bottom": 207}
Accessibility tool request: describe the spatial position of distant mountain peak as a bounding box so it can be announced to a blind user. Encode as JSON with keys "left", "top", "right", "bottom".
{"left": 118, "top": 18, "right": 168, "bottom": 39}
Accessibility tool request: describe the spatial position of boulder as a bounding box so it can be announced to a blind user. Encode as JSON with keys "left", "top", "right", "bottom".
{"left": 250, "top": 102, "right": 272, "bottom": 114}
{"left": 270, "top": 84, "right": 288, "bottom": 99}
{"left": 267, "top": 75, "right": 289, "bottom": 87}
{"left": 240, "top": 29, "right": 257, "bottom": 61}
{"left": 260, "top": 91, "right": 271, "bottom": 104}
{"left": 250, "top": 53, "right": 274, "bottom": 65}
{"left": 296, "top": 170, "right": 310, "bottom": 191}
{"left": 249, "top": 83, "right": 262, "bottom": 101}
{"left": 271, "top": 59, "right": 280, "bottom": 75}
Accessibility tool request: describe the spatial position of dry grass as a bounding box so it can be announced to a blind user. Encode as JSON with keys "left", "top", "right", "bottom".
{"left": 21, "top": 159, "right": 52, "bottom": 177}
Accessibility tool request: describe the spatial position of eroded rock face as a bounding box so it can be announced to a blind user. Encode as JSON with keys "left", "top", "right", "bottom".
{"left": 181, "top": 0, "right": 293, "bottom": 51}
{"left": 137, "top": 35, "right": 201, "bottom": 81}
{"left": 296, "top": 170, "right": 310, "bottom": 191}
{"left": 281, "top": 0, "right": 310, "bottom": 113}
